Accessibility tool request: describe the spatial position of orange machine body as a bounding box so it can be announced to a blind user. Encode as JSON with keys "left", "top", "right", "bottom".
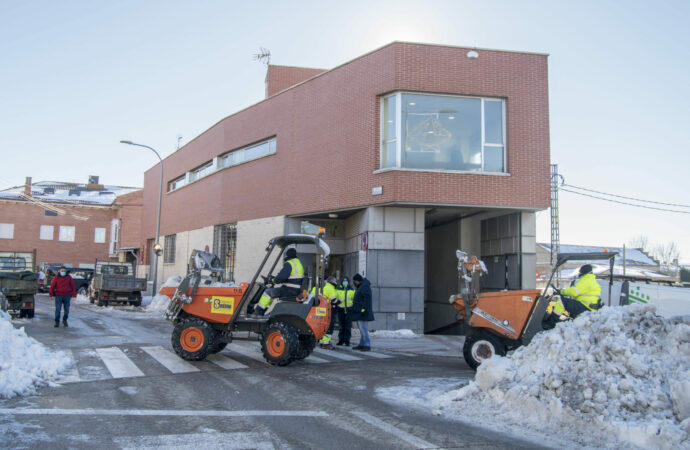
{"left": 453, "top": 289, "right": 541, "bottom": 340}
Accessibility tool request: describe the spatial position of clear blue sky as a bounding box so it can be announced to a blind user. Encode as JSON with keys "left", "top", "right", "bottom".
{"left": 2, "top": 0, "right": 688, "bottom": 262}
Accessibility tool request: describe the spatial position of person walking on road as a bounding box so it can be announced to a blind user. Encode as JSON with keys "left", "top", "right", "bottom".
{"left": 49, "top": 266, "right": 75, "bottom": 328}
{"left": 350, "top": 273, "right": 374, "bottom": 351}
{"left": 335, "top": 276, "right": 354, "bottom": 346}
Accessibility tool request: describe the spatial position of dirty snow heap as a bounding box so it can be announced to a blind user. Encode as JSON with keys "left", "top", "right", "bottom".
{"left": 438, "top": 305, "right": 690, "bottom": 449}
{"left": 0, "top": 311, "right": 73, "bottom": 398}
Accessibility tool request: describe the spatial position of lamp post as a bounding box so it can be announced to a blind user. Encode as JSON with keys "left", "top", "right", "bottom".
{"left": 120, "top": 140, "right": 164, "bottom": 297}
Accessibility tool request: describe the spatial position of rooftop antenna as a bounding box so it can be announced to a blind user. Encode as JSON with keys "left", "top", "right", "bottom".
{"left": 253, "top": 47, "right": 271, "bottom": 66}
{"left": 177, "top": 135, "right": 183, "bottom": 150}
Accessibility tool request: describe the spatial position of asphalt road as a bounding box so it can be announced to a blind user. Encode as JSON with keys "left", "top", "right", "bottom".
{"left": 0, "top": 294, "right": 548, "bottom": 449}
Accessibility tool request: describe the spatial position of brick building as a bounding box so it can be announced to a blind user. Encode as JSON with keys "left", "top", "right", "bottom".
{"left": 0, "top": 177, "right": 142, "bottom": 269}
{"left": 139, "top": 42, "right": 551, "bottom": 334}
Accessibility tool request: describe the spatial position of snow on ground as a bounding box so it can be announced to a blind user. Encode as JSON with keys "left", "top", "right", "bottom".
{"left": 0, "top": 310, "right": 73, "bottom": 398}
{"left": 376, "top": 305, "right": 690, "bottom": 449}
{"left": 370, "top": 329, "right": 419, "bottom": 338}
{"left": 143, "top": 294, "right": 172, "bottom": 312}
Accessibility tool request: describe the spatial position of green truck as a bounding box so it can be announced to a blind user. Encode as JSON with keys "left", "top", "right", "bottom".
{"left": 0, "top": 251, "right": 38, "bottom": 318}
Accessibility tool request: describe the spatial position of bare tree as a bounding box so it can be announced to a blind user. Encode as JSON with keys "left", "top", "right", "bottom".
{"left": 628, "top": 235, "right": 649, "bottom": 252}
{"left": 653, "top": 242, "right": 681, "bottom": 266}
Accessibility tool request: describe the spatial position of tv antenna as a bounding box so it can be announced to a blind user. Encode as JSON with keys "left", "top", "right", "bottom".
{"left": 253, "top": 47, "right": 271, "bottom": 66}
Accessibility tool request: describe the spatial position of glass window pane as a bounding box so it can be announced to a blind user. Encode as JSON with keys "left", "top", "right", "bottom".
{"left": 382, "top": 141, "right": 397, "bottom": 168}
{"left": 269, "top": 139, "right": 276, "bottom": 154}
{"left": 484, "top": 146, "right": 504, "bottom": 172}
{"left": 402, "top": 93, "right": 481, "bottom": 171}
{"left": 40, "top": 225, "right": 54, "bottom": 240}
{"left": 484, "top": 100, "right": 503, "bottom": 144}
{"left": 383, "top": 96, "right": 397, "bottom": 141}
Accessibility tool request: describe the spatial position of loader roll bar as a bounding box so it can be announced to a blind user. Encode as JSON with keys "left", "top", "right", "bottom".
{"left": 546, "top": 251, "right": 618, "bottom": 306}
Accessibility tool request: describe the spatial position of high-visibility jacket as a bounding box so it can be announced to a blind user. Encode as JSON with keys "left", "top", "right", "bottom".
{"left": 274, "top": 257, "right": 305, "bottom": 289}
{"left": 310, "top": 282, "right": 337, "bottom": 303}
{"left": 335, "top": 285, "right": 355, "bottom": 309}
{"left": 560, "top": 273, "right": 602, "bottom": 311}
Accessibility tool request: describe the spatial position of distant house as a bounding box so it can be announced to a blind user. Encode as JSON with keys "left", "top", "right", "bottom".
{"left": 536, "top": 243, "right": 667, "bottom": 281}
{"left": 0, "top": 177, "right": 142, "bottom": 269}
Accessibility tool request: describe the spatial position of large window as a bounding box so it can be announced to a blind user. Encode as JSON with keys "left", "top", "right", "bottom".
{"left": 188, "top": 161, "right": 214, "bottom": 182}
{"left": 0, "top": 223, "right": 13, "bottom": 239}
{"left": 94, "top": 227, "right": 106, "bottom": 243}
{"left": 164, "top": 234, "right": 176, "bottom": 264}
{"left": 380, "top": 93, "right": 506, "bottom": 173}
{"left": 168, "top": 175, "right": 187, "bottom": 192}
{"left": 59, "top": 226, "right": 75, "bottom": 242}
{"left": 220, "top": 138, "right": 276, "bottom": 169}
{"left": 40, "top": 225, "right": 54, "bottom": 240}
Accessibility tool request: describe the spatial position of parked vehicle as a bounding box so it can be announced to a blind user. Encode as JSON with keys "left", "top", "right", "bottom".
{"left": 0, "top": 251, "right": 38, "bottom": 318}
{"left": 89, "top": 260, "right": 146, "bottom": 306}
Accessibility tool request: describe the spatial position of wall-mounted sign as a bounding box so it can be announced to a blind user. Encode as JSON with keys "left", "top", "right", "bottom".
{"left": 361, "top": 231, "right": 368, "bottom": 251}
{"left": 372, "top": 186, "right": 383, "bottom": 196}
{"left": 358, "top": 250, "right": 366, "bottom": 277}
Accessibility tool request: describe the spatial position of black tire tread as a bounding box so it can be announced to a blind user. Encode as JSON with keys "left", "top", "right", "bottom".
{"left": 462, "top": 331, "right": 507, "bottom": 370}
{"left": 171, "top": 318, "right": 217, "bottom": 361}
{"left": 260, "top": 321, "right": 299, "bottom": 366}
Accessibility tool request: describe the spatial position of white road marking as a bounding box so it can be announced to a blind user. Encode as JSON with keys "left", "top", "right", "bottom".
{"left": 227, "top": 342, "right": 269, "bottom": 363}
{"left": 114, "top": 432, "right": 276, "bottom": 450}
{"left": 301, "top": 355, "right": 328, "bottom": 364}
{"left": 351, "top": 411, "right": 437, "bottom": 449}
{"left": 313, "top": 348, "right": 362, "bottom": 361}
{"left": 55, "top": 350, "right": 80, "bottom": 384}
{"left": 207, "top": 353, "right": 249, "bottom": 370}
{"left": 0, "top": 408, "right": 328, "bottom": 417}
{"left": 95, "top": 347, "right": 144, "bottom": 378}
{"left": 343, "top": 347, "right": 392, "bottom": 359}
{"left": 141, "top": 346, "right": 200, "bottom": 373}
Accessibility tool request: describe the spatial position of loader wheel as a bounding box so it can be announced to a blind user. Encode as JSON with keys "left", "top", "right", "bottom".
{"left": 261, "top": 321, "right": 299, "bottom": 366}
{"left": 294, "top": 335, "right": 316, "bottom": 360}
{"left": 210, "top": 342, "right": 227, "bottom": 354}
{"left": 172, "top": 318, "right": 217, "bottom": 361}
{"left": 463, "top": 331, "right": 506, "bottom": 370}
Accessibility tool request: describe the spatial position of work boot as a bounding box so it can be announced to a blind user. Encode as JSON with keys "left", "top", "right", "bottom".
{"left": 352, "top": 345, "right": 363, "bottom": 350}
{"left": 63, "top": 319, "right": 68, "bottom": 328}
{"left": 357, "top": 346, "right": 371, "bottom": 352}
{"left": 54, "top": 321, "right": 59, "bottom": 328}
{"left": 248, "top": 306, "right": 266, "bottom": 319}
{"left": 336, "top": 341, "right": 345, "bottom": 346}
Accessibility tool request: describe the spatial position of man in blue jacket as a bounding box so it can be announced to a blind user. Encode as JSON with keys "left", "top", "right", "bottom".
{"left": 350, "top": 273, "right": 374, "bottom": 351}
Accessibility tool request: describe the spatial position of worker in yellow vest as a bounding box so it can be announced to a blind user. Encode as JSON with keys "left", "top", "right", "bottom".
{"left": 250, "top": 248, "right": 304, "bottom": 318}
{"left": 335, "top": 276, "right": 355, "bottom": 346}
{"left": 558, "top": 264, "right": 602, "bottom": 318}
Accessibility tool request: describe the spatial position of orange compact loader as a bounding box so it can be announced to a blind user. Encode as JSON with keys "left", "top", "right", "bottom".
{"left": 450, "top": 250, "right": 616, "bottom": 369}
{"left": 160, "top": 234, "right": 332, "bottom": 366}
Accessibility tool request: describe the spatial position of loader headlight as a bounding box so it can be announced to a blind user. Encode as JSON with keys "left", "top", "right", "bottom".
{"left": 502, "top": 320, "right": 509, "bottom": 326}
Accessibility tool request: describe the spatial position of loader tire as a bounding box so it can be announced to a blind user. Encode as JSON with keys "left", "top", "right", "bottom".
{"left": 172, "top": 318, "right": 217, "bottom": 361}
{"left": 210, "top": 342, "right": 227, "bottom": 354}
{"left": 463, "top": 331, "right": 506, "bottom": 370}
{"left": 261, "top": 321, "right": 299, "bottom": 366}
{"left": 294, "top": 334, "right": 316, "bottom": 360}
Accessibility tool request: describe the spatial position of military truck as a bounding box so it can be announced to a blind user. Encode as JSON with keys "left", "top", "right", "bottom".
{"left": 89, "top": 260, "right": 146, "bottom": 306}
{"left": 0, "top": 251, "right": 38, "bottom": 318}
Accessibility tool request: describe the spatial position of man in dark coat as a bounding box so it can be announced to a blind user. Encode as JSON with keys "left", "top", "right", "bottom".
{"left": 350, "top": 273, "right": 374, "bottom": 351}
{"left": 49, "top": 266, "right": 76, "bottom": 328}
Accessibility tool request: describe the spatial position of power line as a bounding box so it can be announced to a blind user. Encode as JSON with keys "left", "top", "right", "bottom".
{"left": 563, "top": 183, "right": 690, "bottom": 208}
{"left": 560, "top": 188, "right": 690, "bottom": 214}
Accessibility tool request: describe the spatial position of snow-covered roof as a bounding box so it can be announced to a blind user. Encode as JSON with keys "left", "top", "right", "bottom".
{"left": 538, "top": 243, "right": 657, "bottom": 267}
{"left": 0, "top": 181, "right": 140, "bottom": 206}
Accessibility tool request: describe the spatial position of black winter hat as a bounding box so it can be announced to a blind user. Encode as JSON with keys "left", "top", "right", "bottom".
{"left": 353, "top": 273, "right": 363, "bottom": 282}
{"left": 579, "top": 264, "right": 593, "bottom": 276}
{"left": 284, "top": 248, "right": 297, "bottom": 259}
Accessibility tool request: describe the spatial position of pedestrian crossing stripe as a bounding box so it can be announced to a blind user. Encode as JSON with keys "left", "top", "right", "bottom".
{"left": 55, "top": 343, "right": 406, "bottom": 385}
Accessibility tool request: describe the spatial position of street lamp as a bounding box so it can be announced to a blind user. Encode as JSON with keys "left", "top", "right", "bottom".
{"left": 120, "top": 140, "right": 164, "bottom": 298}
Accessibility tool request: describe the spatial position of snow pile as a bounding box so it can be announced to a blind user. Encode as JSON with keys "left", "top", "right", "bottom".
{"left": 437, "top": 305, "right": 690, "bottom": 449}
{"left": 161, "top": 276, "right": 183, "bottom": 287}
{"left": 74, "top": 293, "right": 90, "bottom": 304}
{"left": 0, "top": 310, "right": 73, "bottom": 398}
{"left": 370, "top": 329, "right": 419, "bottom": 339}
{"left": 144, "top": 294, "right": 171, "bottom": 312}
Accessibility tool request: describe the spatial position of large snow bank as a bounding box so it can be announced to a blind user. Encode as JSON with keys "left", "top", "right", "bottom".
{"left": 0, "top": 310, "right": 73, "bottom": 398}
{"left": 435, "top": 305, "right": 690, "bottom": 449}
{"left": 144, "top": 294, "right": 171, "bottom": 312}
{"left": 370, "top": 329, "right": 419, "bottom": 339}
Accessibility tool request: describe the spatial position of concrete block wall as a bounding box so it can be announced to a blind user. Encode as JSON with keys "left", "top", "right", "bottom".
{"left": 359, "top": 206, "right": 425, "bottom": 333}
{"left": 520, "top": 212, "right": 537, "bottom": 289}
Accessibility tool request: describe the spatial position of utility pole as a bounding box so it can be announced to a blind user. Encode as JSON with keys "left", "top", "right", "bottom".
{"left": 550, "top": 164, "right": 562, "bottom": 287}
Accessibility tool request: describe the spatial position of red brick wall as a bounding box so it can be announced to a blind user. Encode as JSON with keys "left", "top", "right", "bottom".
{"left": 115, "top": 190, "right": 143, "bottom": 249}
{"left": 0, "top": 199, "right": 117, "bottom": 267}
{"left": 142, "top": 42, "right": 550, "bottom": 239}
{"left": 265, "top": 65, "right": 326, "bottom": 97}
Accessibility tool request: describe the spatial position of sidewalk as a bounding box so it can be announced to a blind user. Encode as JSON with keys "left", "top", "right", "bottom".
{"left": 345, "top": 327, "right": 465, "bottom": 357}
